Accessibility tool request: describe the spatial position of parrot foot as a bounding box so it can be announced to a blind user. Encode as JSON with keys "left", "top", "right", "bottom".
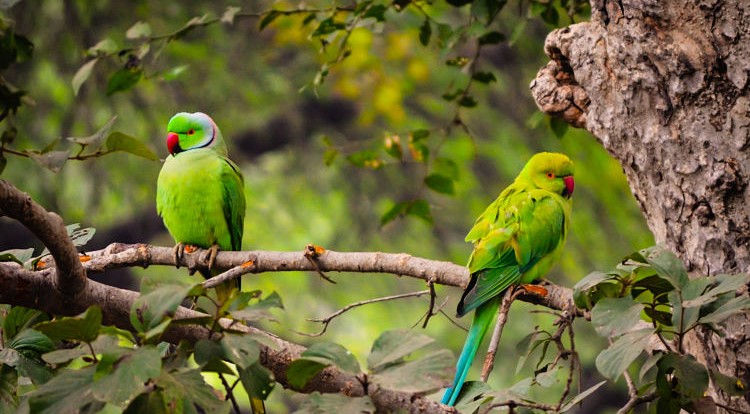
{"left": 519, "top": 284, "right": 548, "bottom": 297}
{"left": 173, "top": 243, "right": 185, "bottom": 268}
{"left": 205, "top": 244, "right": 220, "bottom": 271}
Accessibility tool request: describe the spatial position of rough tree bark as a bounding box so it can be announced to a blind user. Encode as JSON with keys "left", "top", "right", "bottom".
{"left": 531, "top": 0, "right": 750, "bottom": 411}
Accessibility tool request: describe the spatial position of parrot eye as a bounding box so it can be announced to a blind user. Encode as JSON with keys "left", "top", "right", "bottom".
{"left": 546, "top": 171, "right": 555, "bottom": 179}
{"left": 187, "top": 128, "right": 195, "bottom": 135}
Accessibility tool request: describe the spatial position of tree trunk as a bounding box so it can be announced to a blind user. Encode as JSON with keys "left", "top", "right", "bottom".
{"left": 531, "top": 0, "right": 750, "bottom": 411}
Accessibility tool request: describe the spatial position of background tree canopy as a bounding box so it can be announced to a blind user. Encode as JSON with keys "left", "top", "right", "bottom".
{"left": 0, "top": 0, "right": 678, "bottom": 413}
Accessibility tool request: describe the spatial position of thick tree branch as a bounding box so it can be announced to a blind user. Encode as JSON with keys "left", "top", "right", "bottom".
{"left": 75, "top": 242, "right": 583, "bottom": 315}
{"left": 0, "top": 179, "right": 87, "bottom": 300}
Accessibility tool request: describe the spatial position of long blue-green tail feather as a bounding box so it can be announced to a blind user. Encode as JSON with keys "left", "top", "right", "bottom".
{"left": 441, "top": 299, "right": 498, "bottom": 406}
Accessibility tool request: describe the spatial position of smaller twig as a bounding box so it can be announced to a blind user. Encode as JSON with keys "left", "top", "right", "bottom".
{"left": 482, "top": 400, "right": 557, "bottom": 414}
{"left": 304, "top": 244, "right": 336, "bottom": 284}
{"left": 615, "top": 392, "right": 658, "bottom": 414}
{"left": 422, "top": 279, "right": 437, "bottom": 329}
{"left": 296, "top": 290, "right": 431, "bottom": 337}
{"left": 413, "top": 296, "right": 449, "bottom": 329}
{"left": 203, "top": 260, "right": 256, "bottom": 289}
{"left": 219, "top": 373, "right": 241, "bottom": 414}
{"left": 480, "top": 287, "right": 518, "bottom": 382}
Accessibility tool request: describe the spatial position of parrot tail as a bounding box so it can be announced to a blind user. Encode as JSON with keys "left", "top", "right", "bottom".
{"left": 250, "top": 395, "right": 266, "bottom": 414}
{"left": 441, "top": 299, "right": 498, "bottom": 406}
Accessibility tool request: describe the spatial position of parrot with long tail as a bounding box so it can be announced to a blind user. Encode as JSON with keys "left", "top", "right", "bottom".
{"left": 156, "top": 112, "right": 265, "bottom": 413}
{"left": 441, "top": 152, "right": 575, "bottom": 406}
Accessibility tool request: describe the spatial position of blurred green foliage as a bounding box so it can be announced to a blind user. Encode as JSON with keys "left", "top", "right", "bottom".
{"left": 0, "top": 0, "right": 653, "bottom": 412}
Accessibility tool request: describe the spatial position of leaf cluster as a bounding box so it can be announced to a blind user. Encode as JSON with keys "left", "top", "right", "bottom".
{"left": 574, "top": 245, "right": 749, "bottom": 413}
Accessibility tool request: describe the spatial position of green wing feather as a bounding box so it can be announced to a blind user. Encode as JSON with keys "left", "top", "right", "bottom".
{"left": 221, "top": 157, "right": 245, "bottom": 251}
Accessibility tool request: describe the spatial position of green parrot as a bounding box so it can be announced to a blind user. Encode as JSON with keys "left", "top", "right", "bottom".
{"left": 156, "top": 112, "right": 266, "bottom": 414}
{"left": 441, "top": 152, "right": 575, "bottom": 406}
{"left": 156, "top": 112, "right": 245, "bottom": 299}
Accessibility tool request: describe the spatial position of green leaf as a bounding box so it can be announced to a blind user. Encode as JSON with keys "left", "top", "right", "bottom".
{"left": 573, "top": 271, "right": 613, "bottom": 299}
{"left": 458, "top": 95, "right": 477, "bottom": 107}
{"left": 709, "top": 368, "right": 746, "bottom": 397}
{"left": 130, "top": 285, "right": 191, "bottom": 336}
{"left": 454, "top": 381, "right": 493, "bottom": 413}
{"left": 363, "top": 4, "right": 388, "bottom": 22}
{"left": 122, "top": 390, "right": 168, "bottom": 414}
{"left": 405, "top": 199, "right": 432, "bottom": 224}
{"left": 418, "top": 19, "right": 431, "bottom": 46}
{"left": 367, "top": 329, "right": 435, "bottom": 372}
{"left": 286, "top": 358, "right": 328, "bottom": 390}
{"left": 370, "top": 349, "right": 453, "bottom": 393}
{"left": 29, "top": 150, "right": 70, "bottom": 173}
{"left": 1, "top": 125, "right": 17, "bottom": 145}
{"left": 560, "top": 380, "right": 607, "bottom": 412}
{"left": 34, "top": 305, "right": 102, "bottom": 343}
{"left": 346, "top": 150, "right": 382, "bottom": 169}
{"left": 126, "top": 21, "right": 152, "bottom": 39}
{"left": 0, "top": 248, "right": 34, "bottom": 265}
{"left": 87, "top": 38, "right": 118, "bottom": 55}
{"left": 380, "top": 201, "right": 409, "bottom": 226}
{"left": 229, "top": 291, "right": 284, "bottom": 323}
{"left": 238, "top": 362, "right": 275, "bottom": 402}
{"left": 292, "top": 392, "right": 374, "bottom": 414}
{"left": 472, "top": 71, "right": 497, "bottom": 84}
{"left": 682, "top": 273, "right": 750, "bottom": 308}
{"left": 259, "top": 10, "right": 281, "bottom": 31}
{"left": 7, "top": 329, "right": 55, "bottom": 358}
{"left": 658, "top": 353, "right": 708, "bottom": 398}
{"left": 0, "top": 365, "right": 18, "bottom": 413}
{"left": 27, "top": 366, "right": 102, "bottom": 414}
{"left": 287, "top": 342, "right": 359, "bottom": 389}
{"left": 595, "top": 328, "right": 653, "bottom": 380}
{"left": 312, "top": 17, "right": 346, "bottom": 37}
{"left": 72, "top": 59, "right": 98, "bottom": 96}
{"left": 640, "top": 246, "right": 688, "bottom": 289}
{"left": 42, "top": 335, "right": 119, "bottom": 365}
{"left": 433, "top": 157, "right": 459, "bottom": 180}
{"left": 639, "top": 352, "right": 662, "bottom": 383}
{"left": 697, "top": 296, "right": 750, "bottom": 326}
{"left": 220, "top": 334, "right": 260, "bottom": 369}
{"left": 424, "top": 173, "right": 455, "bottom": 195}
{"left": 0, "top": 153, "right": 6, "bottom": 175}
{"left": 105, "top": 131, "right": 158, "bottom": 161}
{"left": 106, "top": 67, "right": 143, "bottom": 96}
{"left": 169, "top": 14, "right": 210, "bottom": 40}
{"left": 591, "top": 297, "right": 645, "bottom": 337}
{"left": 478, "top": 31, "right": 505, "bottom": 45}
{"left": 383, "top": 135, "right": 403, "bottom": 160}
{"left": 304, "top": 342, "right": 360, "bottom": 373}
{"left": 549, "top": 116, "right": 569, "bottom": 138}
{"left": 3, "top": 306, "right": 48, "bottom": 340}
{"left": 92, "top": 346, "right": 161, "bottom": 405}
{"left": 194, "top": 339, "right": 224, "bottom": 366}
{"left": 156, "top": 368, "right": 229, "bottom": 413}
{"left": 67, "top": 116, "right": 117, "bottom": 148}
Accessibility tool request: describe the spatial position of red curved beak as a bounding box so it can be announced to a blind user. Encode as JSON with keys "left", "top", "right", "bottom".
{"left": 563, "top": 176, "right": 575, "bottom": 198}
{"left": 166, "top": 132, "right": 180, "bottom": 155}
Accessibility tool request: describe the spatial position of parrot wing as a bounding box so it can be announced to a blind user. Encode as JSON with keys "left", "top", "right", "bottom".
{"left": 221, "top": 157, "right": 246, "bottom": 251}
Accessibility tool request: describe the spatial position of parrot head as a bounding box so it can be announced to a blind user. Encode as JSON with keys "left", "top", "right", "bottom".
{"left": 165, "top": 112, "right": 227, "bottom": 156}
{"left": 523, "top": 152, "right": 575, "bottom": 198}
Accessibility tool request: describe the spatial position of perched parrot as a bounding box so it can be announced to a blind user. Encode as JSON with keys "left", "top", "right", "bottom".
{"left": 155, "top": 112, "right": 263, "bottom": 413}
{"left": 441, "top": 152, "right": 575, "bottom": 406}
